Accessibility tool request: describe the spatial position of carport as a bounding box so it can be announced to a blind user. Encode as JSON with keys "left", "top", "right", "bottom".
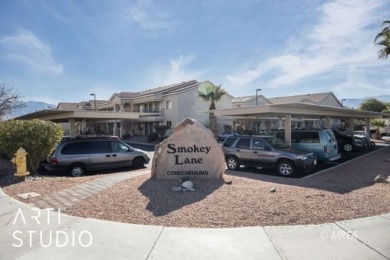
{"left": 214, "top": 102, "right": 383, "bottom": 146}
{"left": 14, "top": 109, "right": 140, "bottom": 138}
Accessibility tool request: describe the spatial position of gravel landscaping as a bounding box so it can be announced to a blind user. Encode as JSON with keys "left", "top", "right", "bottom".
{"left": 2, "top": 147, "right": 390, "bottom": 228}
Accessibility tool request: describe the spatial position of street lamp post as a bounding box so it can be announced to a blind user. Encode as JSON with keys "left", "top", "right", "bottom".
{"left": 256, "top": 89, "right": 262, "bottom": 105}
{"left": 90, "top": 93, "right": 96, "bottom": 111}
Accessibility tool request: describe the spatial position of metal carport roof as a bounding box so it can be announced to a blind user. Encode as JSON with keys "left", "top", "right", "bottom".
{"left": 214, "top": 102, "right": 383, "bottom": 119}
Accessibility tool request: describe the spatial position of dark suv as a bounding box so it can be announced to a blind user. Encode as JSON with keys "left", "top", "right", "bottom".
{"left": 222, "top": 136, "right": 317, "bottom": 177}
{"left": 332, "top": 129, "right": 367, "bottom": 152}
{"left": 45, "top": 137, "right": 150, "bottom": 177}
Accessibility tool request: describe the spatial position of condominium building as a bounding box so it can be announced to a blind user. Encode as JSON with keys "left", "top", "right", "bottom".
{"left": 58, "top": 80, "right": 233, "bottom": 138}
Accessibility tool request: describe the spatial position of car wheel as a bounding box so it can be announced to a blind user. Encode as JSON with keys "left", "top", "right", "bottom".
{"left": 226, "top": 156, "right": 239, "bottom": 170}
{"left": 277, "top": 160, "right": 295, "bottom": 177}
{"left": 132, "top": 157, "right": 145, "bottom": 169}
{"left": 68, "top": 163, "right": 86, "bottom": 177}
{"left": 342, "top": 143, "right": 354, "bottom": 152}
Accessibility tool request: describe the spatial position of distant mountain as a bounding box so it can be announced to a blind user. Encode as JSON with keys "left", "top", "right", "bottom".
{"left": 8, "top": 101, "right": 56, "bottom": 119}
{"left": 343, "top": 95, "right": 390, "bottom": 109}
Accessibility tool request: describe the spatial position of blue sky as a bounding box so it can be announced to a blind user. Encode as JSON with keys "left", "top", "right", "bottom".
{"left": 0, "top": 0, "right": 389, "bottom": 105}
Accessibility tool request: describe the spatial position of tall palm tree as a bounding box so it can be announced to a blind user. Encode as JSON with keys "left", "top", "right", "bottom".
{"left": 198, "top": 82, "right": 226, "bottom": 135}
{"left": 198, "top": 82, "right": 226, "bottom": 110}
{"left": 374, "top": 20, "right": 390, "bottom": 59}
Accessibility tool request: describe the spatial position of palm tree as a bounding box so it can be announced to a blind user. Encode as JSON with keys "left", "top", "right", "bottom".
{"left": 198, "top": 82, "right": 226, "bottom": 110}
{"left": 198, "top": 82, "right": 226, "bottom": 135}
{"left": 371, "top": 119, "right": 386, "bottom": 139}
{"left": 374, "top": 20, "right": 390, "bottom": 59}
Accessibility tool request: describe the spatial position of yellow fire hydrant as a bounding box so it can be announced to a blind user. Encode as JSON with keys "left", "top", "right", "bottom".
{"left": 11, "top": 147, "right": 30, "bottom": 181}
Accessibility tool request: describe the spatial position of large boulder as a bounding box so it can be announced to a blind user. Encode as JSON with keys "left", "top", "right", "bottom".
{"left": 151, "top": 118, "right": 225, "bottom": 179}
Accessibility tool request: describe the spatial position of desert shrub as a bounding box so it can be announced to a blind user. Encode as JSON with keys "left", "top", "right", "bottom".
{"left": 0, "top": 119, "right": 63, "bottom": 174}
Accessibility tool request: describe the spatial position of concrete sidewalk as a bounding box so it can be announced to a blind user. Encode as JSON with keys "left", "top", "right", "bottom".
{"left": 1, "top": 188, "right": 389, "bottom": 260}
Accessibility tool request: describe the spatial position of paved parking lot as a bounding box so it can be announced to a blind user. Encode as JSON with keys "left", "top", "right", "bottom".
{"left": 222, "top": 146, "right": 384, "bottom": 178}
{"left": 125, "top": 142, "right": 387, "bottom": 178}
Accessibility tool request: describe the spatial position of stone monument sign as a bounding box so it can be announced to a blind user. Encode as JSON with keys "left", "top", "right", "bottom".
{"left": 151, "top": 118, "right": 225, "bottom": 179}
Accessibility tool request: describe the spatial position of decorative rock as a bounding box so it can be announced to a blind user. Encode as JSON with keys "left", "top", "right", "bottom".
{"left": 374, "top": 175, "right": 385, "bottom": 183}
{"left": 186, "top": 187, "right": 196, "bottom": 192}
{"left": 151, "top": 118, "right": 225, "bottom": 179}
{"left": 269, "top": 188, "right": 276, "bottom": 193}
{"left": 17, "top": 192, "right": 41, "bottom": 199}
{"left": 182, "top": 180, "right": 194, "bottom": 189}
{"left": 171, "top": 186, "right": 183, "bottom": 192}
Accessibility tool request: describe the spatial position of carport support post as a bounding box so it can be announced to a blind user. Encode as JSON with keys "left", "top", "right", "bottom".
{"left": 347, "top": 118, "right": 354, "bottom": 133}
{"left": 284, "top": 114, "right": 292, "bottom": 146}
{"left": 69, "top": 119, "right": 76, "bottom": 138}
{"left": 325, "top": 116, "right": 331, "bottom": 129}
{"left": 365, "top": 119, "right": 371, "bottom": 137}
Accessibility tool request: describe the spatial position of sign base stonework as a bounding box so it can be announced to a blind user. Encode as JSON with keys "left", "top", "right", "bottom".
{"left": 151, "top": 118, "right": 225, "bottom": 179}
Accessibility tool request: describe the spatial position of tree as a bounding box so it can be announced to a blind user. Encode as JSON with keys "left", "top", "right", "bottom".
{"left": 374, "top": 20, "right": 390, "bottom": 59}
{"left": 0, "top": 119, "right": 63, "bottom": 174}
{"left": 198, "top": 82, "right": 227, "bottom": 136}
{"left": 0, "top": 83, "right": 26, "bottom": 119}
{"left": 198, "top": 82, "right": 227, "bottom": 110}
{"left": 359, "top": 98, "right": 387, "bottom": 112}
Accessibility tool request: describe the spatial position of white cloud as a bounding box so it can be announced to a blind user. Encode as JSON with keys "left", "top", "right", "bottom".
{"left": 0, "top": 29, "right": 63, "bottom": 75}
{"left": 124, "top": 0, "right": 174, "bottom": 30}
{"left": 153, "top": 55, "right": 201, "bottom": 86}
{"left": 227, "top": 0, "right": 387, "bottom": 92}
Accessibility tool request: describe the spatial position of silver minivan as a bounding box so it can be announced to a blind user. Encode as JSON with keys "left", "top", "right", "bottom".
{"left": 273, "top": 129, "right": 340, "bottom": 162}
{"left": 45, "top": 137, "right": 150, "bottom": 177}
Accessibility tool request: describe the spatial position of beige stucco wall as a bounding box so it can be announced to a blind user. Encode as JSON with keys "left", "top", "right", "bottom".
{"left": 162, "top": 87, "right": 233, "bottom": 133}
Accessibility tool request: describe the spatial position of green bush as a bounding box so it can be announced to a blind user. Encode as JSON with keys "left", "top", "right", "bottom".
{"left": 0, "top": 119, "right": 63, "bottom": 174}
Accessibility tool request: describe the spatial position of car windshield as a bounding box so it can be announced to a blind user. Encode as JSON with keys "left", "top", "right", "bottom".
{"left": 263, "top": 137, "right": 289, "bottom": 149}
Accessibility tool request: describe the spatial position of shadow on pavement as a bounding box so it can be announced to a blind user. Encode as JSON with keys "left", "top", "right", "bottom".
{"left": 138, "top": 178, "right": 224, "bottom": 216}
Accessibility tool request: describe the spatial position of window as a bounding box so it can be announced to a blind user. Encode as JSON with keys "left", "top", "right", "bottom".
{"left": 111, "top": 141, "right": 130, "bottom": 153}
{"left": 61, "top": 142, "right": 89, "bottom": 155}
{"left": 166, "top": 100, "right": 172, "bottom": 110}
{"left": 154, "top": 103, "right": 160, "bottom": 112}
{"left": 89, "top": 141, "right": 112, "bottom": 153}
{"left": 223, "top": 137, "right": 237, "bottom": 147}
{"left": 293, "top": 132, "right": 320, "bottom": 143}
{"left": 236, "top": 138, "right": 250, "bottom": 149}
{"left": 252, "top": 139, "right": 267, "bottom": 150}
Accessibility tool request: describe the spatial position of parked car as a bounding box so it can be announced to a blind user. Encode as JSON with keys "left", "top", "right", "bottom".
{"left": 45, "top": 137, "right": 150, "bottom": 177}
{"left": 332, "top": 129, "right": 367, "bottom": 152}
{"left": 217, "top": 130, "right": 242, "bottom": 141}
{"left": 272, "top": 129, "right": 340, "bottom": 162}
{"left": 222, "top": 136, "right": 317, "bottom": 177}
{"left": 353, "top": 131, "right": 376, "bottom": 150}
